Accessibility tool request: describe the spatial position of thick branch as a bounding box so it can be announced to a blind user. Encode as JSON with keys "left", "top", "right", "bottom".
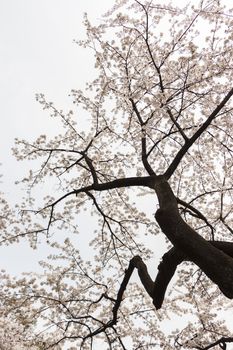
{"left": 46, "top": 175, "right": 153, "bottom": 210}
{"left": 110, "top": 241, "right": 233, "bottom": 313}
{"left": 196, "top": 337, "right": 233, "bottom": 350}
{"left": 153, "top": 241, "right": 233, "bottom": 309}
{"left": 74, "top": 255, "right": 154, "bottom": 346}
{"left": 130, "top": 255, "right": 154, "bottom": 297}
{"left": 153, "top": 177, "right": 233, "bottom": 300}
{"left": 153, "top": 246, "right": 185, "bottom": 309}
{"left": 92, "top": 175, "right": 154, "bottom": 192}
{"left": 112, "top": 255, "right": 153, "bottom": 323}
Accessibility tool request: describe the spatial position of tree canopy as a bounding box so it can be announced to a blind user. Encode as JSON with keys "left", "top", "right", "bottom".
{"left": 1, "top": 0, "right": 233, "bottom": 349}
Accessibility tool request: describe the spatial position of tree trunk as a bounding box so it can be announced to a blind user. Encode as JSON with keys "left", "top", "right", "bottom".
{"left": 153, "top": 176, "right": 233, "bottom": 299}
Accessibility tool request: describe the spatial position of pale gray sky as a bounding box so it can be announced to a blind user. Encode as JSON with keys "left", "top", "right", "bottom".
{"left": 1, "top": 2, "right": 233, "bottom": 347}
{"left": 0, "top": 0, "right": 232, "bottom": 276}
{"left": 0, "top": 0, "right": 114, "bottom": 274}
{"left": 0, "top": 0, "right": 113, "bottom": 168}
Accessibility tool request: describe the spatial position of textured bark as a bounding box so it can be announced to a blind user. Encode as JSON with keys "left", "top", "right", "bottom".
{"left": 153, "top": 246, "right": 185, "bottom": 309}
{"left": 131, "top": 255, "right": 154, "bottom": 297}
{"left": 153, "top": 176, "right": 233, "bottom": 301}
{"left": 115, "top": 241, "right": 233, "bottom": 312}
{"left": 153, "top": 241, "right": 233, "bottom": 309}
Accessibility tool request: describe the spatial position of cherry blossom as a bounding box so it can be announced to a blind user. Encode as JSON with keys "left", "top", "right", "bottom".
{"left": 1, "top": 0, "right": 233, "bottom": 348}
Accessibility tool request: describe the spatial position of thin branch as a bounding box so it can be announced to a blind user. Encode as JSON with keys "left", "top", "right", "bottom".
{"left": 166, "top": 107, "right": 189, "bottom": 142}
{"left": 81, "top": 153, "right": 98, "bottom": 185}
{"left": 41, "top": 175, "right": 153, "bottom": 212}
{"left": 165, "top": 87, "right": 233, "bottom": 179}
{"left": 177, "top": 197, "right": 215, "bottom": 239}
{"left": 129, "top": 98, "right": 155, "bottom": 175}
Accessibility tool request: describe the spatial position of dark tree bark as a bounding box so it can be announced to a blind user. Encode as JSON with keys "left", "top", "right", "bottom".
{"left": 114, "top": 239, "right": 233, "bottom": 313}
{"left": 152, "top": 176, "right": 233, "bottom": 305}
{"left": 153, "top": 241, "right": 233, "bottom": 309}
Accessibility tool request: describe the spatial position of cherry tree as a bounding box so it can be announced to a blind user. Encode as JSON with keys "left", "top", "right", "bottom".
{"left": 1, "top": 0, "right": 233, "bottom": 348}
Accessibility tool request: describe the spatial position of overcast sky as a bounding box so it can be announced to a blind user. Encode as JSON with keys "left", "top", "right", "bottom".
{"left": 0, "top": 0, "right": 114, "bottom": 168}
{"left": 0, "top": 0, "right": 116, "bottom": 274}
{"left": 1, "top": 3, "right": 233, "bottom": 348}
{"left": 0, "top": 0, "right": 232, "bottom": 274}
